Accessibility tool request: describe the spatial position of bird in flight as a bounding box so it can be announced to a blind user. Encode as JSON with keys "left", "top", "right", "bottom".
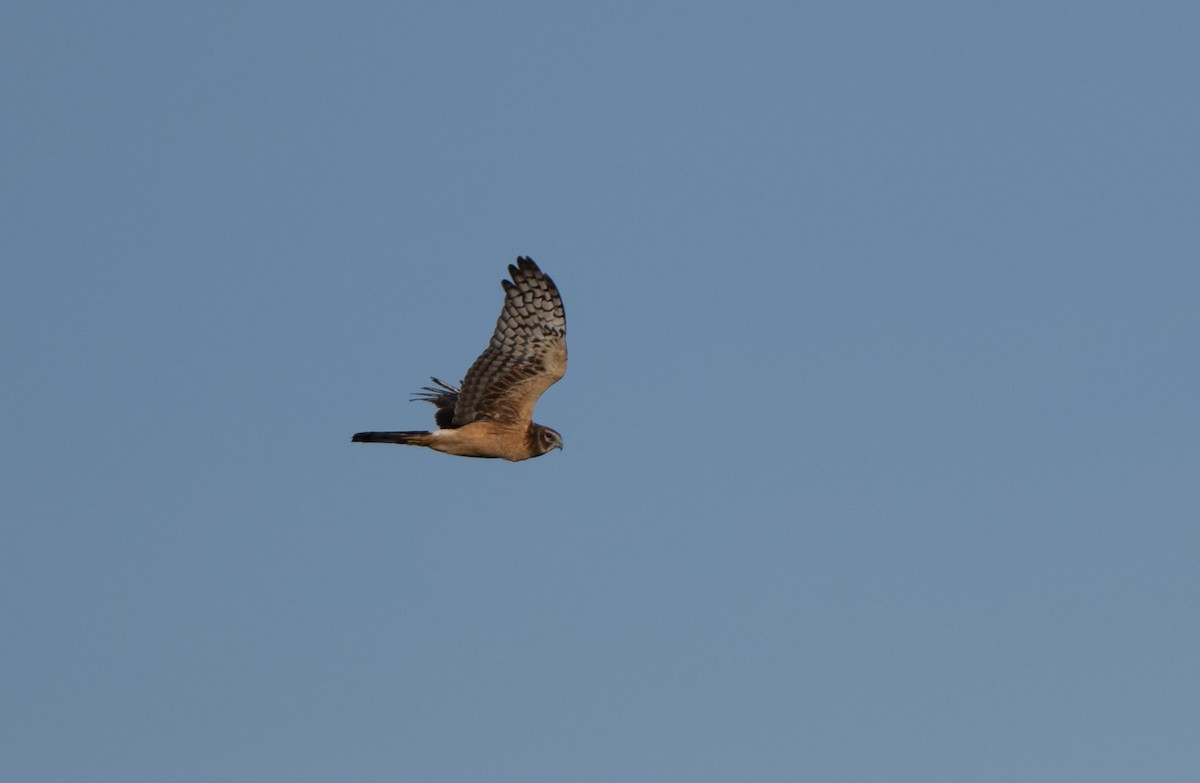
{"left": 352, "top": 257, "right": 566, "bottom": 461}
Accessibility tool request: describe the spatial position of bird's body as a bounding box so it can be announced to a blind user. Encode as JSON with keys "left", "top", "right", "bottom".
{"left": 352, "top": 257, "right": 566, "bottom": 462}
{"left": 352, "top": 420, "right": 558, "bottom": 461}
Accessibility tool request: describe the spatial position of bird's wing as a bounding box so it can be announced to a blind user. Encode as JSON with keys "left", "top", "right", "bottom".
{"left": 453, "top": 257, "right": 566, "bottom": 427}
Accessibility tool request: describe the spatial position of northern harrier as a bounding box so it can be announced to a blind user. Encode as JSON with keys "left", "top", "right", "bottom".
{"left": 352, "top": 257, "right": 566, "bottom": 461}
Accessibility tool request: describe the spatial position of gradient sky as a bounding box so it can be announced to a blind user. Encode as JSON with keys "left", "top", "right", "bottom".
{"left": 4, "top": 2, "right": 1199, "bottom": 781}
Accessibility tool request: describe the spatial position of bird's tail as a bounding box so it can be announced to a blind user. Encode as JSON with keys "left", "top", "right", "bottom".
{"left": 351, "top": 430, "right": 434, "bottom": 446}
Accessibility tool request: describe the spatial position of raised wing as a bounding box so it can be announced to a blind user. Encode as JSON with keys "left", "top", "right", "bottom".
{"left": 453, "top": 257, "right": 566, "bottom": 427}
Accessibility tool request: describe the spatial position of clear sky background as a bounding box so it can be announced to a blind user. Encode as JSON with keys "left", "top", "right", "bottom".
{"left": 4, "top": 2, "right": 1198, "bottom": 781}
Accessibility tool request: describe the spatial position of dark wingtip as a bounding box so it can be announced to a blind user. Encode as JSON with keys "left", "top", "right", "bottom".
{"left": 506, "top": 255, "right": 553, "bottom": 290}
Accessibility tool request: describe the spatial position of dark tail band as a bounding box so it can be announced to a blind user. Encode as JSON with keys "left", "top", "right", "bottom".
{"left": 351, "top": 431, "right": 431, "bottom": 445}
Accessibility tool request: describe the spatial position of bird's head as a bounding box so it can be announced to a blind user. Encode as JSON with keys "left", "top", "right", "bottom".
{"left": 531, "top": 424, "right": 564, "bottom": 456}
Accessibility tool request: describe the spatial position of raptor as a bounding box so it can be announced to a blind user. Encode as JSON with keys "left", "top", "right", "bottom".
{"left": 352, "top": 257, "right": 566, "bottom": 461}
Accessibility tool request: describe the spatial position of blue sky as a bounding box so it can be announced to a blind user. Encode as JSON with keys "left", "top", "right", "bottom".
{"left": 4, "top": 2, "right": 1198, "bottom": 781}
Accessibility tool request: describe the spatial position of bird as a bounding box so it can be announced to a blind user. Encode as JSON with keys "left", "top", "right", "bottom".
{"left": 352, "top": 256, "right": 566, "bottom": 461}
